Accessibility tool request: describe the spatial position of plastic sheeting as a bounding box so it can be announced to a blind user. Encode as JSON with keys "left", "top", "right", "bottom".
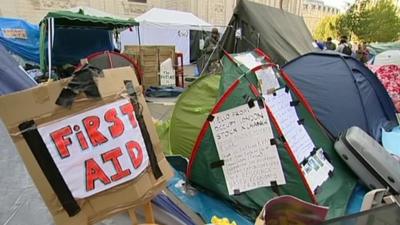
{"left": 0, "top": 43, "right": 36, "bottom": 95}
{"left": 52, "top": 27, "right": 114, "bottom": 66}
{"left": 0, "top": 17, "right": 40, "bottom": 63}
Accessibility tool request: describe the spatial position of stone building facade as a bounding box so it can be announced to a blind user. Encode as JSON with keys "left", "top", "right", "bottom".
{"left": 302, "top": 0, "right": 340, "bottom": 35}
{"left": 0, "top": 0, "right": 303, "bottom": 25}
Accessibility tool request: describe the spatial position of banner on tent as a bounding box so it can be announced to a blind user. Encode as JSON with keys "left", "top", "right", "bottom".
{"left": 1, "top": 28, "right": 28, "bottom": 39}
{"left": 264, "top": 88, "right": 334, "bottom": 192}
{"left": 210, "top": 103, "right": 286, "bottom": 195}
{"left": 38, "top": 99, "right": 150, "bottom": 199}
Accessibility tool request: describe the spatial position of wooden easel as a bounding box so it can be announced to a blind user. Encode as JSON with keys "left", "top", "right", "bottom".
{"left": 127, "top": 201, "right": 158, "bottom": 225}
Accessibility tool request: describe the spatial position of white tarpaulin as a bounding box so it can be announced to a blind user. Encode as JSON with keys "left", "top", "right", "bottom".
{"left": 121, "top": 8, "right": 212, "bottom": 65}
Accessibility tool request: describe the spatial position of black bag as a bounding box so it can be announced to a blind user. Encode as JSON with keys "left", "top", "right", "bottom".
{"left": 342, "top": 45, "right": 352, "bottom": 56}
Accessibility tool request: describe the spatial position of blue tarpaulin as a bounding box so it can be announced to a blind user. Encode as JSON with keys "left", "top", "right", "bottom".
{"left": 0, "top": 17, "right": 40, "bottom": 63}
{"left": 52, "top": 27, "right": 114, "bottom": 66}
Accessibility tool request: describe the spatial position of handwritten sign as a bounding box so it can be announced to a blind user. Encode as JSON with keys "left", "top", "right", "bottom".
{"left": 264, "top": 89, "right": 334, "bottom": 191}
{"left": 38, "top": 99, "right": 149, "bottom": 199}
{"left": 160, "top": 58, "right": 176, "bottom": 87}
{"left": 210, "top": 104, "right": 286, "bottom": 195}
{"left": 264, "top": 89, "right": 314, "bottom": 162}
{"left": 2, "top": 28, "right": 27, "bottom": 39}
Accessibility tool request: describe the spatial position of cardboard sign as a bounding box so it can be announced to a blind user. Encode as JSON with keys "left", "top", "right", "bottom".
{"left": 2, "top": 28, "right": 28, "bottom": 39}
{"left": 210, "top": 103, "right": 286, "bottom": 195}
{"left": 38, "top": 99, "right": 149, "bottom": 199}
{"left": 0, "top": 67, "right": 173, "bottom": 225}
{"left": 160, "top": 58, "right": 176, "bottom": 87}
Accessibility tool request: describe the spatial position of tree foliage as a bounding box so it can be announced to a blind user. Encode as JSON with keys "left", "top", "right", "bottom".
{"left": 314, "top": 0, "right": 400, "bottom": 42}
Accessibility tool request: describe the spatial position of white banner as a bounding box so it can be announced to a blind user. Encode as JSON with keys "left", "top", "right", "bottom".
{"left": 38, "top": 99, "right": 149, "bottom": 199}
{"left": 210, "top": 104, "right": 286, "bottom": 195}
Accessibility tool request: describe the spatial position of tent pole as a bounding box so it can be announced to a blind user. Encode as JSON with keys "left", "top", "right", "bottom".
{"left": 137, "top": 25, "right": 141, "bottom": 46}
{"left": 47, "top": 18, "right": 52, "bottom": 81}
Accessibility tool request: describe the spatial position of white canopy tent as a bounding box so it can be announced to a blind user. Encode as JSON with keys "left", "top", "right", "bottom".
{"left": 121, "top": 8, "right": 214, "bottom": 65}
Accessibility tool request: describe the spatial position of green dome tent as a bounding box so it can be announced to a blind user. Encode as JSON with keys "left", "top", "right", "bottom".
{"left": 169, "top": 74, "right": 221, "bottom": 157}
{"left": 169, "top": 49, "right": 357, "bottom": 221}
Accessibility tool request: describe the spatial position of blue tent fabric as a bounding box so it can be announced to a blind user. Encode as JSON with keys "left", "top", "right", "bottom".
{"left": 0, "top": 43, "right": 36, "bottom": 95}
{"left": 0, "top": 17, "right": 40, "bottom": 63}
{"left": 283, "top": 52, "right": 397, "bottom": 141}
{"left": 52, "top": 27, "right": 114, "bottom": 66}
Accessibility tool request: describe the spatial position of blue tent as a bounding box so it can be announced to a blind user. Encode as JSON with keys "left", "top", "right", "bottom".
{"left": 0, "top": 43, "right": 36, "bottom": 95}
{"left": 282, "top": 52, "right": 398, "bottom": 141}
{"left": 0, "top": 17, "right": 40, "bottom": 63}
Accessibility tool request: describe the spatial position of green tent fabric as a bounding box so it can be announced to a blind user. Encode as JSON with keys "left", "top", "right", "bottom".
{"left": 222, "top": 0, "right": 314, "bottom": 65}
{"left": 186, "top": 50, "right": 357, "bottom": 221}
{"left": 169, "top": 75, "right": 221, "bottom": 157}
{"left": 40, "top": 8, "right": 138, "bottom": 28}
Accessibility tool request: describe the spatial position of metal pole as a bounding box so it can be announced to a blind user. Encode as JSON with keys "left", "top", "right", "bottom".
{"left": 47, "top": 18, "right": 52, "bottom": 81}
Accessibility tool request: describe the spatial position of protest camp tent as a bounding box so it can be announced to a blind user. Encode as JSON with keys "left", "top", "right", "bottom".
{"left": 369, "top": 50, "right": 400, "bottom": 66}
{"left": 168, "top": 49, "right": 357, "bottom": 221}
{"left": 369, "top": 42, "right": 400, "bottom": 55}
{"left": 121, "top": 8, "right": 214, "bottom": 65}
{"left": 221, "top": 0, "right": 314, "bottom": 65}
{"left": 0, "top": 43, "right": 36, "bottom": 95}
{"left": 39, "top": 7, "right": 138, "bottom": 76}
{"left": 0, "top": 17, "right": 40, "bottom": 63}
{"left": 282, "top": 52, "right": 398, "bottom": 141}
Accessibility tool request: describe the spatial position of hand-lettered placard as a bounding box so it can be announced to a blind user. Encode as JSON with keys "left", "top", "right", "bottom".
{"left": 38, "top": 99, "right": 149, "bottom": 199}
{"left": 210, "top": 104, "right": 286, "bottom": 195}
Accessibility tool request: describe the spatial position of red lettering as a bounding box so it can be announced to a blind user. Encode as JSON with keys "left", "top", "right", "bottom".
{"left": 85, "top": 158, "right": 111, "bottom": 191}
{"left": 120, "top": 103, "right": 137, "bottom": 128}
{"left": 104, "top": 108, "right": 125, "bottom": 138}
{"left": 83, "top": 116, "right": 108, "bottom": 147}
{"left": 101, "top": 147, "right": 131, "bottom": 181}
{"left": 126, "top": 140, "right": 144, "bottom": 169}
{"left": 76, "top": 131, "right": 89, "bottom": 150}
{"left": 50, "top": 126, "right": 72, "bottom": 158}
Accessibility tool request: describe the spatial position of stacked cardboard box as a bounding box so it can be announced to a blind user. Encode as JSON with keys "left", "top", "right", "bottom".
{"left": 124, "top": 45, "right": 176, "bottom": 88}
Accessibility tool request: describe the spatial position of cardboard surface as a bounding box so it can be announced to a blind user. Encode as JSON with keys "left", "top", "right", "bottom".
{"left": 0, "top": 67, "right": 172, "bottom": 225}
{"left": 124, "top": 45, "right": 176, "bottom": 88}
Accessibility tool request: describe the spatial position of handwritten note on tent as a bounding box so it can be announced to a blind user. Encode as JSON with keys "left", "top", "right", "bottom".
{"left": 210, "top": 104, "right": 286, "bottom": 195}
{"left": 264, "top": 89, "right": 314, "bottom": 162}
{"left": 38, "top": 99, "right": 149, "bottom": 199}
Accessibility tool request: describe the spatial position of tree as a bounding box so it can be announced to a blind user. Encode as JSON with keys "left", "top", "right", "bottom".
{"left": 313, "top": 0, "right": 400, "bottom": 42}
{"left": 348, "top": 0, "right": 400, "bottom": 42}
{"left": 314, "top": 15, "right": 350, "bottom": 41}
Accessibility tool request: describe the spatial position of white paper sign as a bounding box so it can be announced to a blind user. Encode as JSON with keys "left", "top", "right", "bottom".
{"left": 38, "top": 99, "right": 149, "bottom": 199}
{"left": 301, "top": 149, "right": 334, "bottom": 191}
{"left": 160, "top": 58, "right": 176, "bottom": 87}
{"left": 255, "top": 67, "right": 280, "bottom": 95}
{"left": 264, "top": 89, "right": 315, "bottom": 162}
{"left": 210, "top": 104, "right": 286, "bottom": 195}
{"left": 234, "top": 52, "right": 263, "bottom": 70}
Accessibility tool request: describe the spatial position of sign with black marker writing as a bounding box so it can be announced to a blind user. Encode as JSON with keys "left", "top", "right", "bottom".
{"left": 210, "top": 104, "right": 286, "bottom": 195}
{"left": 38, "top": 99, "right": 149, "bottom": 199}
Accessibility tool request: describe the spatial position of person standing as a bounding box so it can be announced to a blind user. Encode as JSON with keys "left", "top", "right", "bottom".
{"left": 199, "top": 28, "right": 221, "bottom": 74}
{"left": 336, "top": 39, "right": 352, "bottom": 56}
{"left": 325, "top": 37, "right": 336, "bottom": 50}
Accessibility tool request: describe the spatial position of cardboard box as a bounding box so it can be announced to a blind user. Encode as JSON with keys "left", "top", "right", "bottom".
{"left": 0, "top": 67, "right": 172, "bottom": 225}
{"left": 124, "top": 45, "right": 176, "bottom": 88}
